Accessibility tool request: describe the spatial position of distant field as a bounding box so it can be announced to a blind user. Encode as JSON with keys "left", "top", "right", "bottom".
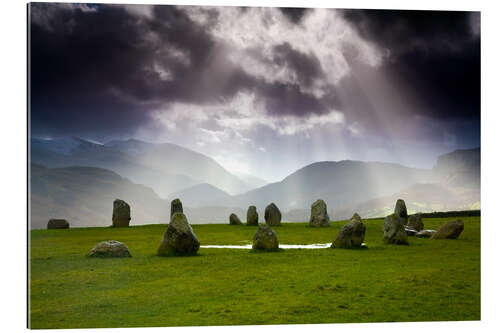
{"left": 29, "top": 217, "right": 480, "bottom": 328}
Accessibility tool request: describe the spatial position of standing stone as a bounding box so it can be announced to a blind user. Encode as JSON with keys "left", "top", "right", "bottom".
{"left": 331, "top": 213, "right": 366, "bottom": 248}
{"left": 158, "top": 212, "right": 200, "bottom": 256}
{"left": 382, "top": 199, "right": 409, "bottom": 245}
{"left": 47, "top": 218, "right": 69, "bottom": 229}
{"left": 112, "top": 199, "right": 131, "bottom": 227}
{"left": 383, "top": 214, "right": 409, "bottom": 244}
{"left": 229, "top": 213, "right": 242, "bottom": 225}
{"left": 246, "top": 206, "right": 258, "bottom": 226}
{"left": 394, "top": 199, "right": 408, "bottom": 220}
{"left": 407, "top": 213, "right": 424, "bottom": 231}
{"left": 265, "top": 203, "right": 282, "bottom": 226}
{"left": 252, "top": 224, "right": 279, "bottom": 251}
{"left": 309, "top": 199, "right": 331, "bottom": 227}
{"left": 382, "top": 214, "right": 408, "bottom": 245}
{"left": 431, "top": 220, "right": 464, "bottom": 239}
{"left": 87, "top": 240, "right": 131, "bottom": 258}
{"left": 170, "top": 198, "right": 183, "bottom": 218}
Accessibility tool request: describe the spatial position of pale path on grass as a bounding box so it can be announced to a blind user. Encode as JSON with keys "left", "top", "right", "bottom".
{"left": 200, "top": 243, "right": 332, "bottom": 249}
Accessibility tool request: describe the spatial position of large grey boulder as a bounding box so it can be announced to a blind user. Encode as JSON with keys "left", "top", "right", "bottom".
{"left": 252, "top": 224, "right": 279, "bottom": 251}
{"left": 112, "top": 199, "right": 131, "bottom": 227}
{"left": 229, "top": 213, "right": 242, "bottom": 225}
{"left": 246, "top": 206, "right": 258, "bottom": 226}
{"left": 47, "top": 218, "right": 69, "bottom": 229}
{"left": 431, "top": 220, "right": 464, "bottom": 239}
{"left": 87, "top": 240, "right": 131, "bottom": 258}
{"left": 407, "top": 213, "right": 424, "bottom": 231}
{"left": 309, "top": 199, "right": 331, "bottom": 227}
{"left": 158, "top": 212, "right": 200, "bottom": 256}
{"left": 264, "top": 203, "right": 282, "bottom": 226}
{"left": 170, "top": 198, "right": 183, "bottom": 218}
{"left": 331, "top": 213, "right": 366, "bottom": 248}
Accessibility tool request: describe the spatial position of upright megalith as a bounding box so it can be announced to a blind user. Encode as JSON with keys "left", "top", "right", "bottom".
{"left": 87, "top": 240, "right": 131, "bottom": 258}
{"left": 47, "top": 219, "right": 69, "bottom": 229}
{"left": 331, "top": 213, "right": 366, "bottom": 248}
{"left": 394, "top": 199, "right": 408, "bottom": 220}
{"left": 112, "top": 199, "right": 131, "bottom": 227}
{"left": 431, "top": 220, "right": 464, "bottom": 240}
{"left": 158, "top": 212, "right": 200, "bottom": 256}
{"left": 309, "top": 199, "right": 330, "bottom": 227}
{"left": 229, "top": 213, "right": 242, "bottom": 225}
{"left": 170, "top": 198, "right": 183, "bottom": 218}
{"left": 382, "top": 199, "right": 409, "bottom": 245}
{"left": 407, "top": 213, "right": 424, "bottom": 231}
{"left": 246, "top": 206, "right": 258, "bottom": 226}
{"left": 252, "top": 224, "right": 279, "bottom": 251}
{"left": 265, "top": 203, "right": 282, "bottom": 226}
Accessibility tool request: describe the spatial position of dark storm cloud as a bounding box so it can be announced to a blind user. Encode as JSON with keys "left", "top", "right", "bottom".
{"left": 30, "top": 3, "right": 162, "bottom": 137}
{"left": 30, "top": 3, "right": 480, "bottom": 155}
{"left": 278, "top": 7, "right": 309, "bottom": 23}
{"left": 340, "top": 9, "right": 480, "bottom": 121}
{"left": 272, "top": 42, "right": 324, "bottom": 88}
{"left": 30, "top": 3, "right": 334, "bottom": 138}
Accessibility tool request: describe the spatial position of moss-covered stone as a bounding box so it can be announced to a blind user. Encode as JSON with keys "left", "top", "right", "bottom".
{"left": 112, "top": 199, "right": 130, "bottom": 227}
{"left": 158, "top": 212, "right": 200, "bottom": 256}
{"left": 431, "top": 220, "right": 464, "bottom": 239}
{"left": 87, "top": 240, "right": 131, "bottom": 258}
{"left": 394, "top": 199, "right": 408, "bottom": 219}
{"left": 309, "top": 199, "right": 330, "bottom": 227}
{"left": 264, "top": 203, "right": 281, "bottom": 226}
{"left": 407, "top": 213, "right": 424, "bottom": 231}
{"left": 170, "top": 198, "right": 183, "bottom": 218}
{"left": 252, "top": 224, "right": 279, "bottom": 251}
{"left": 246, "top": 206, "right": 258, "bottom": 226}
{"left": 382, "top": 214, "right": 409, "bottom": 245}
{"left": 47, "top": 219, "right": 69, "bottom": 229}
{"left": 331, "top": 213, "right": 366, "bottom": 248}
{"left": 229, "top": 213, "right": 242, "bottom": 225}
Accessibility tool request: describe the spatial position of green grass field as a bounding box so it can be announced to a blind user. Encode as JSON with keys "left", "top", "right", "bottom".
{"left": 29, "top": 216, "right": 480, "bottom": 329}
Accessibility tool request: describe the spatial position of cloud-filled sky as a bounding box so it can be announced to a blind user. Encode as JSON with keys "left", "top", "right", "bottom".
{"left": 29, "top": 3, "right": 480, "bottom": 181}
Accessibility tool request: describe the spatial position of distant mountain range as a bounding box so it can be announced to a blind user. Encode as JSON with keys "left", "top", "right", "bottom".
{"left": 433, "top": 147, "right": 480, "bottom": 188}
{"left": 29, "top": 137, "right": 480, "bottom": 228}
{"left": 228, "top": 160, "right": 434, "bottom": 211}
{"left": 31, "top": 137, "right": 253, "bottom": 197}
{"left": 167, "top": 183, "right": 232, "bottom": 208}
{"left": 30, "top": 163, "right": 169, "bottom": 229}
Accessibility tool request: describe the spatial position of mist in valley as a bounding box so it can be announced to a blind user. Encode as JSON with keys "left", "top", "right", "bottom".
{"left": 29, "top": 137, "right": 480, "bottom": 229}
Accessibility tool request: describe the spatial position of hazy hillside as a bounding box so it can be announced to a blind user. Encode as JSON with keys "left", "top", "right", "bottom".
{"left": 30, "top": 164, "right": 170, "bottom": 229}
{"left": 29, "top": 146, "right": 481, "bottom": 227}
{"left": 227, "top": 160, "right": 432, "bottom": 211}
{"left": 334, "top": 183, "right": 480, "bottom": 219}
{"left": 433, "top": 147, "right": 480, "bottom": 187}
{"left": 31, "top": 137, "right": 252, "bottom": 197}
{"left": 233, "top": 171, "right": 269, "bottom": 188}
{"left": 105, "top": 139, "right": 251, "bottom": 195}
{"left": 167, "top": 183, "right": 232, "bottom": 208}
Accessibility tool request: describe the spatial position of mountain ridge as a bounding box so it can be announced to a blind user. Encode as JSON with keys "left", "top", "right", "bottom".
{"left": 29, "top": 143, "right": 480, "bottom": 227}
